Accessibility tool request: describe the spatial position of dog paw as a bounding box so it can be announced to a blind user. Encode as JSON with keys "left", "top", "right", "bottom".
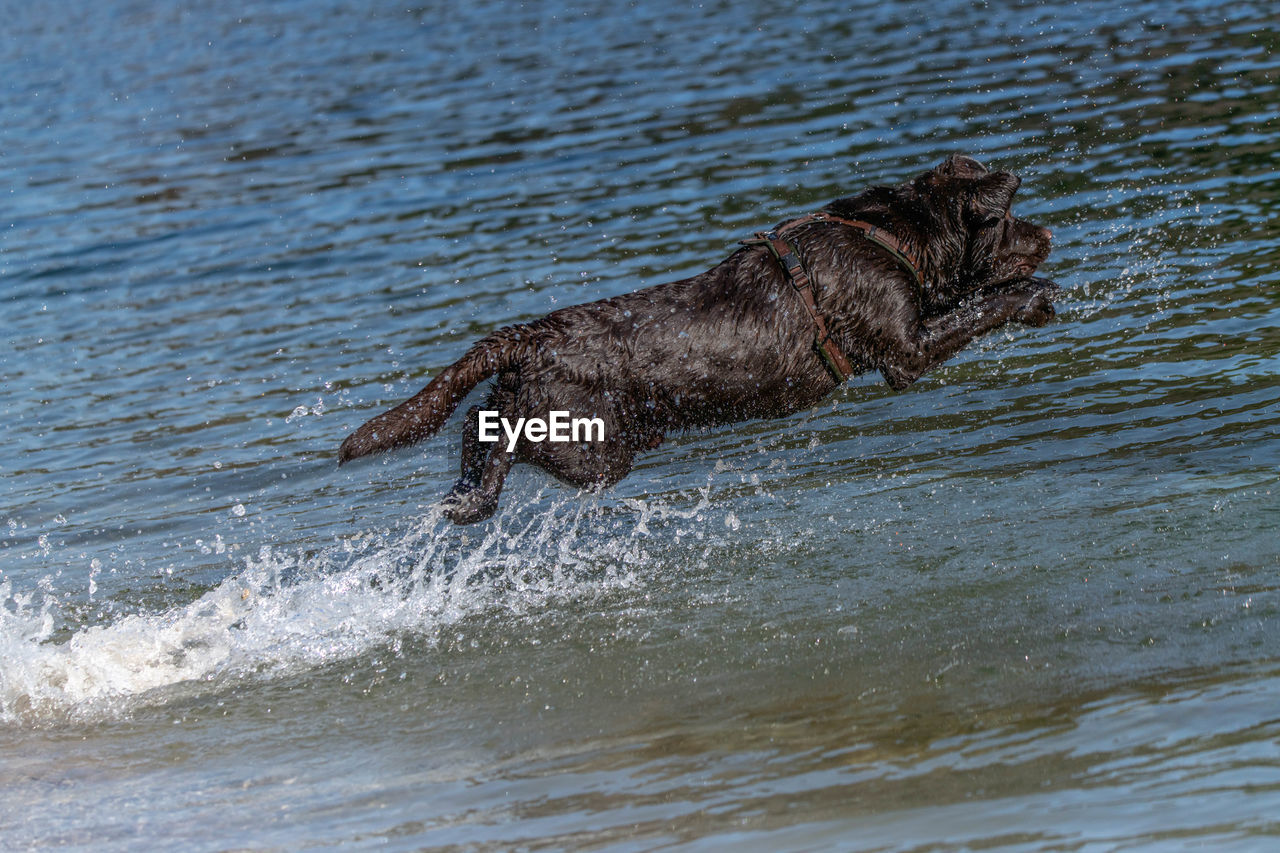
{"left": 1014, "top": 290, "right": 1056, "bottom": 327}
{"left": 1020, "top": 275, "right": 1063, "bottom": 299}
{"left": 441, "top": 490, "right": 498, "bottom": 525}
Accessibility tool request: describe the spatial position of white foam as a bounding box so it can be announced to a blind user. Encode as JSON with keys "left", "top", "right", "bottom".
{"left": 0, "top": 488, "right": 719, "bottom": 727}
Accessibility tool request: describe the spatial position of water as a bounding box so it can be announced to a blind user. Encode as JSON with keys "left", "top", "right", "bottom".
{"left": 3, "top": 0, "right": 1278, "bottom": 848}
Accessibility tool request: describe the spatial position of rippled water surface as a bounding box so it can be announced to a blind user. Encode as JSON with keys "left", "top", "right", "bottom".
{"left": 3, "top": 0, "right": 1279, "bottom": 849}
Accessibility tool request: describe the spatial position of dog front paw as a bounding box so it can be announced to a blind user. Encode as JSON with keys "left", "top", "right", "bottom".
{"left": 1019, "top": 275, "right": 1063, "bottom": 299}
{"left": 1014, "top": 289, "right": 1057, "bottom": 327}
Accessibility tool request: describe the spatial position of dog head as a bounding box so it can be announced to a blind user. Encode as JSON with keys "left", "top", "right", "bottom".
{"left": 913, "top": 155, "right": 1053, "bottom": 306}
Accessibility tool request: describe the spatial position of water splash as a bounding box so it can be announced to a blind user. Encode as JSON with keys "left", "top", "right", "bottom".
{"left": 0, "top": 486, "right": 722, "bottom": 727}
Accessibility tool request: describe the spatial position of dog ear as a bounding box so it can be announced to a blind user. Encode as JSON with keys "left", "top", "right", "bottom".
{"left": 971, "top": 171, "right": 1021, "bottom": 214}
{"left": 937, "top": 154, "right": 988, "bottom": 178}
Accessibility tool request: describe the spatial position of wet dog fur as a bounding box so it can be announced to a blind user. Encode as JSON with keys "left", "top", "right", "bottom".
{"left": 338, "top": 155, "right": 1058, "bottom": 523}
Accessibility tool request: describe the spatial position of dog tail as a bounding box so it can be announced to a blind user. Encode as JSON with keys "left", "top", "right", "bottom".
{"left": 337, "top": 328, "right": 526, "bottom": 465}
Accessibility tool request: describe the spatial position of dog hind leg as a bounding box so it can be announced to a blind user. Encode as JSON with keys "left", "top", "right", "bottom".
{"left": 445, "top": 406, "right": 487, "bottom": 502}
{"left": 442, "top": 442, "right": 515, "bottom": 525}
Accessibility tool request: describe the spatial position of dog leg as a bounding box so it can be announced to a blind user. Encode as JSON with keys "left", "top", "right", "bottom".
{"left": 445, "top": 406, "right": 487, "bottom": 500}
{"left": 880, "top": 277, "right": 1058, "bottom": 390}
{"left": 443, "top": 443, "right": 515, "bottom": 525}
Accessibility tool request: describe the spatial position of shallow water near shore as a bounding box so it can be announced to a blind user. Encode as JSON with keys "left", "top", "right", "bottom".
{"left": 3, "top": 0, "right": 1280, "bottom": 849}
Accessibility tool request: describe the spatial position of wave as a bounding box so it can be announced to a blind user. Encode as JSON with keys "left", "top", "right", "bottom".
{"left": 0, "top": 486, "right": 722, "bottom": 727}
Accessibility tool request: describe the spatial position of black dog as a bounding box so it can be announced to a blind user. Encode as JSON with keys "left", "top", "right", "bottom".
{"left": 339, "top": 155, "right": 1057, "bottom": 523}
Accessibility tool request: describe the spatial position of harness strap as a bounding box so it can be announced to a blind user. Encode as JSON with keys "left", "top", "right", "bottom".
{"left": 743, "top": 229, "right": 856, "bottom": 383}
{"left": 791, "top": 212, "right": 923, "bottom": 287}
{"left": 741, "top": 211, "right": 923, "bottom": 384}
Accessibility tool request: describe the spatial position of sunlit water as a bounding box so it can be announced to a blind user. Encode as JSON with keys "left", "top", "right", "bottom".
{"left": 3, "top": 0, "right": 1279, "bottom": 849}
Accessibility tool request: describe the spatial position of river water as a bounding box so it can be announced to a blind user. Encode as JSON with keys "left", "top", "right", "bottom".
{"left": 3, "top": 0, "right": 1279, "bottom": 849}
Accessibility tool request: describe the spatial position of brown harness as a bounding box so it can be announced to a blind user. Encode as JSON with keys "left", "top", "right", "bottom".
{"left": 743, "top": 212, "right": 923, "bottom": 383}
